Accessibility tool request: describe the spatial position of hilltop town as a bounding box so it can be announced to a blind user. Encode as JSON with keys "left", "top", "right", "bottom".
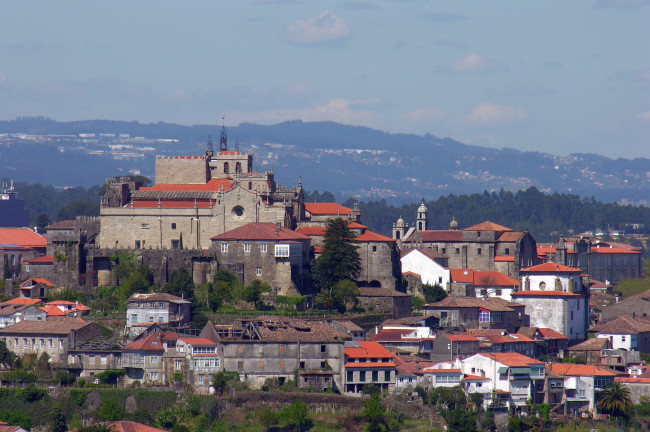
{"left": 0, "top": 128, "right": 649, "bottom": 432}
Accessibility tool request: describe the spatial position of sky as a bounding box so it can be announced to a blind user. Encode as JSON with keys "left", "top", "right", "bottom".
{"left": 1, "top": 1, "right": 649, "bottom": 159}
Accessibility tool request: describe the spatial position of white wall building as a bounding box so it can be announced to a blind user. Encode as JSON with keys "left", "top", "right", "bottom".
{"left": 401, "top": 248, "right": 450, "bottom": 289}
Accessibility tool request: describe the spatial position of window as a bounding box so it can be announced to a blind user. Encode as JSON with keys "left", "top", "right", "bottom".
{"left": 48, "top": 339, "right": 53, "bottom": 348}
{"left": 135, "top": 240, "right": 141, "bottom": 249}
{"left": 150, "top": 355, "right": 158, "bottom": 364}
{"left": 131, "top": 314, "right": 138, "bottom": 323}
{"left": 171, "top": 223, "right": 177, "bottom": 230}
{"left": 480, "top": 289, "right": 487, "bottom": 295}
{"left": 441, "top": 248, "right": 446, "bottom": 255}
{"left": 321, "top": 345, "right": 326, "bottom": 353}
{"left": 260, "top": 244, "right": 268, "bottom": 253}
{"left": 477, "top": 232, "right": 481, "bottom": 238}
{"left": 347, "top": 371, "right": 353, "bottom": 382}
{"left": 455, "top": 248, "right": 460, "bottom": 254}
{"left": 150, "top": 317, "right": 154, "bottom": 322}
{"left": 275, "top": 244, "right": 290, "bottom": 257}
{"left": 505, "top": 248, "right": 510, "bottom": 254}
{"left": 385, "top": 371, "right": 390, "bottom": 381}
{"left": 571, "top": 311, "right": 574, "bottom": 320}
{"left": 359, "top": 371, "right": 366, "bottom": 382}
{"left": 372, "top": 246, "right": 377, "bottom": 252}
{"left": 159, "top": 302, "right": 164, "bottom": 308}
{"left": 171, "top": 239, "right": 180, "bottom": 249}
{"left": 248, "top": 182, "right": 252, "bottom": 190}
{"left": 244, "top": 243, "right": 251, "bottom": 253}
{"left": 372, "top": 371, "right": 378, "bottom": 382}
{"left": 321, "top": 361, "right": 326, "bottom": 369}
{"left": 89, "top": 355, "right": 96, "bottom": 363}
{"left": 40, "top": 339, "right": 44, "bottom": 348}
{"left": 138, "top": 302, "right": 143, "bottom": 308}
{"left": 150, "top": 372, "right": 158, "bottom": 381}
{"left": 256, "top": 267, "right": 262, "bottom": 276}
{"left": 198, "top": 374, "right": 205, "bottom": 386}
{"left": 300, "top": 361, "right": 305, "bottom": 369}
{"left": 439, "top": 277, "right": 443, "bottom": 284}
{"left": 622, "top": 336, "right": 626, "bottom": 342}
{"left": 495, "top": 288, "right": 502, "bottom": 295}
{"left": 221, "top": 243, "right": 229, "bottom": 253}
{"left": 479, "top": 311, "right": 490, "bottom": 322}
{"left": 101, "top": 356, "right": 107, "bottom": 365}
{"left": 477, "top": 248, "right": 482, "bottom": 255}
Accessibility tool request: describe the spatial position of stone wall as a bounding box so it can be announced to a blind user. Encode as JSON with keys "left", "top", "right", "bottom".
{"left": 155, "top": 156, "right": 208, "bottom": 184}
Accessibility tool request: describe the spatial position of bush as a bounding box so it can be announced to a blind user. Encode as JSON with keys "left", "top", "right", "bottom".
{"left": 156, "top": 410, "right": 177, "bottom": 429}
{"left": 18, "top": 384, "right": 47, "bottom": 403}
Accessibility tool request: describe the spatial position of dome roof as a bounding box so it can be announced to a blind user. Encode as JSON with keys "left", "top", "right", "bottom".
{"left": 449, "top": 217, "right": 459, "bottom": 230}
{"left": 417, "top": 200, "right": 428, "bottom": 213}
{"left": 396, "top": 215, "right": 406, "bottom": 227}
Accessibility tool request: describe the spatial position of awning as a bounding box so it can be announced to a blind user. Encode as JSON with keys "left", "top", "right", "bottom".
{"left": 497, "top": 367, "right": 508, "bottom": 374}
{"left": 510, "top": 367, "right": 531, "bottom": 375}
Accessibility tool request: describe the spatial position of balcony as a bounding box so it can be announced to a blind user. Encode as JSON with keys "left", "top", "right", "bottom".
{"left": 119, "top": 358, "right": 145, "bottom": 368}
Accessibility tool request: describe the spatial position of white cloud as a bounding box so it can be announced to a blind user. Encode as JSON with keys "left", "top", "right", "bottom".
{"left": 637, "top": 111, "right": 650, "bottom": 122}
{"left": 256, "top": 98, "right": 379, "bottom": 125}
{"left": 459, "top": 103, "right": 527, "bottom": 125}
{"left": 400, "top": 107, "right": 446, "bottom": 124}
{"left": 437, "top": 53, "right": 504, "bottom": 73}
{"left": 283, "top": 10, "right": 351, "bottom": 46}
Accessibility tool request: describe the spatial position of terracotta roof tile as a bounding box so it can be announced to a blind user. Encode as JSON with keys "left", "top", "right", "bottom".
{"left": 139, "top": 178, "right": 233, "bottom": 192}
{"left": 590, "top": 315, "right": 650, "bottom": 335}
{"left": 19, "top": 278, "right": 54, "bottom": 287}
{"left": 568, "top": 338, "right": 610, "bottom": 351}
{"left": 550, "top": 363, "right": 619, "bottom": 377}
{"left": 479, "top": 352, "right": 543, "bottom": 366}
{"left": 23, "top": 255, "right": 54, "bottom": 264}
{"left": 0, "top": 228, "right": 47, "bottom": 249}
{"left": 38, "top": 305, "right": 67, "bottom": 316}
{"left": 512, "top": 290, "right": 581, "bottom": 297}
{"left": 463, "top": 221, "right": 513, "bottom": 232}
{"left": 211, "top": 223, "right": 311, "bottom": 241}
{"left": 497, "top": 232, "right": 524, "bottom": 242}
{"left": 178, "top": 337, "right": 217, "bottom": 346}
{"left": 520, "top": 263, "right": 582, "bottom": 273}
{"left": 355, "top": 230, "right": 395, "bottom": 243}
{"left": 122, "top": 332, "right": 165, "bottom": 352}
{"left": 444, "top": 334, "right": 479, "bottom": 342}
{"left": 304, "top": 203, "right": 355, "bottom": 216}
{"left": 1, "top": 298, "right": 42, "bottom": 306}
{"left": 345, "top": 341, "right": 395, "bottom": 359}
{"left": 332, "top": 320, "right": 364, "bottom": 332}
{"left": 127, "top": 293, "right": 191, "bottom": 303}
{"left": 407, "top": 230, "right": 462, "bottom": 242}
{"left": 0, "top": 317, "right": 89, "bottom": 335}
{"left": 296, "top": 226, "right": 326, "bottom": 236}
{"left": 425, "top": 296, "right": 522, "bottom": 312}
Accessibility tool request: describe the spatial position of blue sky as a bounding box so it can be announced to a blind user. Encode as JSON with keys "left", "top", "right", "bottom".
{"left": 1, "top": 0, "right": 649, "bottom": 158}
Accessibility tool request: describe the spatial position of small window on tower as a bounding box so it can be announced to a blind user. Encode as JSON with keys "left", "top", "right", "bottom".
{"left": 171, "top": 223, "right": 176, "bottom": 230}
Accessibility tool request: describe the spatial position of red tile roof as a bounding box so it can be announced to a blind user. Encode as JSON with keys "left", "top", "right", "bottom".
{"left": 345, "top": 362, "right": 396, "bottom": 368}
{"left": 464, "top": 221, "right": 512, "bottom": 232}
{"left": 19, "top": 278, "right": 54, "bottom": 287}
{"left": 479, "top": 352, "right": 543, "bottom": 366}
{"left": 494, "top": 256, "right": 515, "bottom": 262}
{"left": 590, "top": 246, "right": 641, "bottom": 254}
{"left": 590, "top": 315, "right": 650, "bottom": 335}
{"left": 122, "top": 332, "right": 165, "bottom": 352}
{"left": 0, "top": 298, "right": 42, "bottom": 306}
{"left": 108, "top": 421, "right": 168, "bottom": 432}
{"left": 615, "top": 377, "right": 650, "bottom": 384}
{"left": 139, "top": 178, "right": 233, "bottom": 192}
{"left": 46, "top": 300, "right": 76, "bottom": 306}
{"left": 131, "top": 200, "right": 215, "bottom": 209}
{"left": 0, "top": 228, "right": 47, "bottom": 248}
{"left": 304, "top": 203, "right": 356, "bottom": 216}
{"left": 520, "top": 263, "right": 582, "bottom": 273}
{"left": 549, "top": 363, "right": 618, "bottom": 377}
{"left": 296, "top": 226, "right": 327, "bottom": 236}
{"left": 516, "top": 327, "right": 568, "bottom": 340}
{"left": 449, "top": 269, "right": 518, "bottom": 286}
{"left": 23, "top": 255, "right": 54, "bottom": 264}
{"left": 568, "top": 337, "right": 610, "bottom": 352}
{"left": 401, "top": 248, "right": 448, "bottom": 260}
{"left": 426, "top": 368, "right": 462, "bottom": 374}
{"left": 355, "top": 230, "right": 395, "bottom": 243}
{"left": 426, "top": 296, "right": 522, "bottom": 311}
{"left": 38, "top": 305, "right": 67, "bottom": 316}
{"left": 211, "top": 223, "right": 311, "bottom": 241}
{"left": 410, "top": 230, "right": 463, "bottom": 242}
{"left": 345, "top": 341, "right": 395, "bottom": 359}
{"left": 178, "top": 337, "right": 217, "bottom": 346}
{"left": 444, "top": 334, "right": 479, "bottom": 342}
{"left": 497, "top": 232, "right": 524, "bottom": 242}
{"left": 464, "top": 374, "right": 490, "bottom": 380}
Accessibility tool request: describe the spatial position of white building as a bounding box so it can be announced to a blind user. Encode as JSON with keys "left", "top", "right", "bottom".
{"left": 512, "top": 263, "right": 590, "bottom": 342}
{"left": 549, "top": 364, "right": 618, "bottom": 413}
{"left": 400, "top": 248, "right": 450, "bottom": 289}
{"left": 590, "top": 315, "right": 650, "bottom": 353}
{"left": 460, "top": 353, "right": 546, "bottom": 410}
{"left": 126, "top": 293, "right": 191, "bottom": 336}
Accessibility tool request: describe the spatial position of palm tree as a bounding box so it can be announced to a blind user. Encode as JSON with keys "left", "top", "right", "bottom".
{"left": 597, "top": 381, "right": 633, "bottom": 417}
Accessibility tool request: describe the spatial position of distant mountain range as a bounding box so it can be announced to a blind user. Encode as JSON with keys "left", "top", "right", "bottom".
{"left": 1, "top": 117, "right": 648, "bottom": 205}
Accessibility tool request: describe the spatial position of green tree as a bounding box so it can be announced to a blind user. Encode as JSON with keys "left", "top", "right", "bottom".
{"left": 410, "top": 296, "right": 424, "bottom": 311}
{"left": 164, "top": 267, "right": 194, "bottom": 299}
{"left": 363, "top": 393, "right": 386, "bottom": 432}
{"left": 99, "top": 397, "right": 125, "bottom": 421}
{"left": 443, "top": 409, "right": 477, "bottom": 432}
{"left": 212, "top": 372, "right": 229, "bottom": 394}
{"left": 156, "top": 410, "right": 176, "bottom": 429}
{"left": 597, "top": 381, "right": 633, "bottom": 418}
{"left": 0, "top": 340, "right": 16, "bottom": 369}
{"left": 242, "top": 279, "right": 271, "bottom": 306}
{"left": 314, "top": 218, "right": 361, "bottom": 289}
{"left": 48, "top": 406, "right": 67, "bottom": 432}
{"left": 279, "top": 400, "right": 312, "bottom": 432}
{"left": 422, "top": 283, "right": 447, "bottom": 303}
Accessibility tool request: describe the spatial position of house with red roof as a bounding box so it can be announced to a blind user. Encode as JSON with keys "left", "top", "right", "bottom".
{"left": 44, "top": 299, "right": 90, "bottom": 317}
{"left": 0, "top": 227, "right": 47, "bottom": 282}
{"left": 17, "top": 277, "right": 53, "bottom": 299}
{"left": 515, "top": 327, "right": 568, "bottom": 358}
{"left": 460, "top": 353, "right": 546, "bottom": 411}
{"left": 344, "top": 341, "right": 397, "bottom": 394}
{"left": 176, "top": 337, "right": 221, "bottom": 394}
{"left": 400, "top": 248, "right": 450, "bottom": 293}
{"left": 423, "top": 296, "right": 526, "bottom": 333}
{"left": 397, "top": 205, "right": 538, "bottom": 280}
{"left": 431, "top": 333, "right": 480, "bottom": 362}
{"left": 297, "top": 213, "right": 403, "bottom": 292}
{"left": 549, "top": 363, "right": 620, "bottom": 413}
{"left": 120, "top": 331, "right": 166, "bottom": 384}
{"left": 370, "top": 325, "right": 435, "bottom": 355}
{"left": 449, "top": 268, "right": 519, "bottom": 301}
{"left": 211, "top": 222, "right": 312, "bottom": 296}
{"left": 513, "top": 263, "right": 590, "bottom": 342}
{"left": 0, "top": 297, "right": 45, "bottom": 328}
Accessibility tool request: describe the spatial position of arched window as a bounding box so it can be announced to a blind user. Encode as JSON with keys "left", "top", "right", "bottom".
{"left": 223, "top": 162, "right": 229, "bottom": 173}
{"left": 235, "top": 162, "right": 242, "bottom": 173}
{"left": 395, "top": 231, "right": 401, "bottom": 239}
{"left": 418, "top": 222, "right": 423, "bottom": 230}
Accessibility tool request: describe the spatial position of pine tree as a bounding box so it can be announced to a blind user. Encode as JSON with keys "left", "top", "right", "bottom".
{"left": 314, "top": 218, "right": 361, "bottom": 290}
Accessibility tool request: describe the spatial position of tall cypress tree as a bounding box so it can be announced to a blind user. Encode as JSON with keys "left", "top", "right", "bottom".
{"left": 314, "top": 218, "right": 361, "bottom": 290}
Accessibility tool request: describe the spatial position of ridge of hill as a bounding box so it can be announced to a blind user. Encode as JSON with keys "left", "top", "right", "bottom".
{"left": 0, "top": 117, "right": 648, "bottom": 205}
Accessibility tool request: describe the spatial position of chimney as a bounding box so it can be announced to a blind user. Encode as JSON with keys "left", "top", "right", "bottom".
{"left": 275, "top": 223, "right": 281, "bottom": 235}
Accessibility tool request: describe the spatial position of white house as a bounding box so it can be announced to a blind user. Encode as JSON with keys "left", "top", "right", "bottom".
{"left": 549, "top": 363, "right": 618, "bottom": 414}
{"left": 512, "top": 263, "right": 590, "bottom": 342}
{"left": 460, "top": 353, "right": 545, "bottom": 410}
{"left": 0, "top": 298, "right": 45, "bottom": 329}
{"left": 590, "top": 315, "right": 650, "bottom": 353}
{"left": 176, "top": 337, "right": 221, "bottom": 394}
{"left": 401, "top": 248, "right": 450, "bottom": 290}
